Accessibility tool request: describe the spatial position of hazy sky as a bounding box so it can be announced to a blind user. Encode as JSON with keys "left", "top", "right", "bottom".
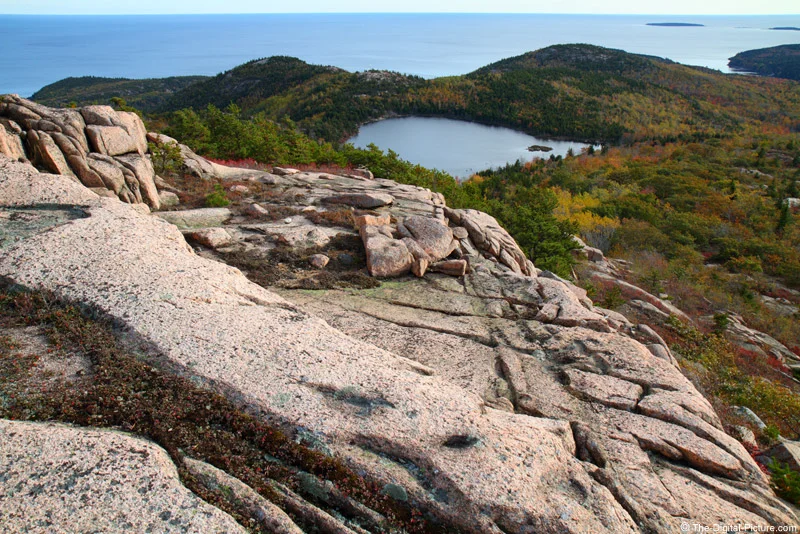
{"left": 1, "top": 0, "right": 797, "bottom": 15}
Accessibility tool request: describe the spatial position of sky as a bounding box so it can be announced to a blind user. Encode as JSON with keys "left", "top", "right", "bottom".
{"left": 1, "top": 0, "right": 797, "bottom": 15}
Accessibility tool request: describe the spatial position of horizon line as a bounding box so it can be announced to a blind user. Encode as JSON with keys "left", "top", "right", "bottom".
{"left": 2, "top": 12, "right": 798, "bottom": 16}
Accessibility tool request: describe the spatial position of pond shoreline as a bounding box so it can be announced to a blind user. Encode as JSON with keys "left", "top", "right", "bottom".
{"left": 348, "top": 116, "right": 597, "bottom": 179}
{"left": 349, "top": 113, "right": 603, "bottom": 145}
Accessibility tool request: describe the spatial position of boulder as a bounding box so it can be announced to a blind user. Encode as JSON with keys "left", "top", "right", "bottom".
{"left": 86, "top": 125, "right": 139, "bottom": 156}
{"left": 2, "top": 101, "right": 41, "bottom": 127}
{"left": 146, "top": 131, "right": 263, "bottom": 181}
{"left": 246, "top": 202, "right": 269, "bottom": 218}
{"left": 429, "top": 259, "right": 468, "bottom": 277}
{"left": 724, "top": 313, "right": 798, "bottom": 364}
{"left": 51, "top": 131, "right": 86, "bottom": 158}
{"left": 591, "top": 272, "right": 690, "bottom": 322}
{"left": 354, "top": 213, "right": 390, "bottom": 227}
{"left": 79, "top": 105, "right": 124, "bottom": 127}
{"left": 733, "top": 406, "right": 767, "bottom": 431}
{"left": 412, "top": 257, "right": 429, "bottom": 277}
{"left": 309, "top": 254, "right": 330, "bottom": 269}
{"left": 273, "top": 166, "right": 300, "bottom": 176}
{"left": 158, "top": 190, "right": 180, "bottom": 208}
{"left": 185, "top": 227, "right": 233, "bottom": 249}
{"left": 147, "top": 132, "right": 215, "bottom": 179}
{"left": 360, "top": 225, "right": 413, "bottom": 277}
{"left": 0, "top": 116, "right": 24, "bottom": 135}
{"left": 0, "top": 122, "right": 25, "bottom": 160}
{"left": 399, "top": 216, "right": 454, "bottom": 261}
{"left": 48, "top": 108, "right": 89, "bottom": 153}
{"left": 116, "top": 111, "right": 148, "bottom": 154}
{"left": 731, "top": 426, "right": 759, "bottom": 450}
{"left": 451, "top": 226, "right": 469, "bottom": 239}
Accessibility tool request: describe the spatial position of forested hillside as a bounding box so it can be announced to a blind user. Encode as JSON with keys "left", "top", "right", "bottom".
{"left": 729, "top": 44, "right": 800, "bottom": 81}
{"left": 35, "top": 44, "right": 800, "bottom": 145}
{"left": 31, "top": 75, "right": 207, "bottom": 110}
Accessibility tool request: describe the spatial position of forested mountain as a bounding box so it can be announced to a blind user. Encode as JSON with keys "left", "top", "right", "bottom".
{"left": 33, "top": 44, "right": 800, "bottom": 146}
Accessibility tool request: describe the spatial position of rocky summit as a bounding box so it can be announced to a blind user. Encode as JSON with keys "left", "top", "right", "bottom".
{"left": 1, "top": 97, "right": 798, "bottom": 533}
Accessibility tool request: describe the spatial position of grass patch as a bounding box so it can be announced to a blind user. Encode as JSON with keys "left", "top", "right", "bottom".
{"left": 0, "top": 282, "right": 453, "bottom": 533}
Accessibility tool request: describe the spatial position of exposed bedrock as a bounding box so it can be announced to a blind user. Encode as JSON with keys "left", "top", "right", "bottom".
{"left": 0, "top": 148, "right": 797, "bottom": 531}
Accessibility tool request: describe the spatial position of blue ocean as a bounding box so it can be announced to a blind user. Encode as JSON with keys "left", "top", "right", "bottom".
{"left": 2, "top": 13, "right": 800, "bottom": 97}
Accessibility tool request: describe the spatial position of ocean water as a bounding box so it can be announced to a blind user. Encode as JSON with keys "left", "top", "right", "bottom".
{"left": 350, "top": 117, "right": 594, "bottom": 178}
{"left": 2, "top": 13, "right": 800, "bottom": 97}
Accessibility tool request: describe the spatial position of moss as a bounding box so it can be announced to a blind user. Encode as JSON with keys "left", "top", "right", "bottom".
{"left": 303, "top": 207, "right": 356, "bottom": 229}
{"left": 0, "top": 282, "right": 457, "bottom": 533}
{"left": 219, "top": 234, "right": 379, "bottom": 291}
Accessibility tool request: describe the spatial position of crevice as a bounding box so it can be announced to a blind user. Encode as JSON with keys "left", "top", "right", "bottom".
{"left": 381, "top": 297, "right": 489, "bottom": 320}
{"left": 351, "top": 308, "right": 498, "bottom": 348}
{"left": 632, "top": 398, "right": 763, "bottom": 480}
{"left": 605, "top": 370, "right": 679, "bottom": 393}
{"left": 351, "top": 436, "right": 484, "bottom": 532}
{"left": 656, "top": 460, "right": 796, "bottom": 526}
{"left": 442, "top": 435, "right": 480, "bottom": 449}
{"left": 590, "top": 468, "right": 662, "bottom": 534}
{"left": 570, "top": 421, "right": 608, "bottom": 468}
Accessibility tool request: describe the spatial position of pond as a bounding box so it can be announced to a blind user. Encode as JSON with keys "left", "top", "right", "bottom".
{"left": 348, "top": 116, "right": 596, "bottom": 179}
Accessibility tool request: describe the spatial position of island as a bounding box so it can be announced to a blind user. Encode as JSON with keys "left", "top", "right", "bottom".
{"left": 646, "top": 22, "right": 704, "bottom": 27}
{"left": 527, "top": 144, "right": 553, "bottom": 152}
{"left": 770, "top": 26, "right": 800, "bottom": 31}
{"left": 729, "top": 44, "right": 800, "bottom": 81}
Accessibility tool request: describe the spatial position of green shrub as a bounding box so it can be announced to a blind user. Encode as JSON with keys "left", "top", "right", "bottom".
{"left": 205, "top": 184, "right": 230, "bottom": 207}
{"left": 725, "top": 255, "right": 763, "bottom": 275}
{"left": 713, "top": 312, "right": 730, "bottom": 333}
{"left": 763, "top": 424, "right": 781, "bottom": 443}
{"left": 769, "top": 461, "right": 800, "bottom": 504}
{"left": 601, "top": 286, "right": 626, "bottom": 309}
{"left": 148, "top": 140, "right": 184, "bottom": 177}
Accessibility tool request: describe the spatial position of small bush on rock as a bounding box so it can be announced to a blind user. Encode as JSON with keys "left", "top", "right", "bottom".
{"left": 205, "top": 184, "right": 230, "bottom": 207}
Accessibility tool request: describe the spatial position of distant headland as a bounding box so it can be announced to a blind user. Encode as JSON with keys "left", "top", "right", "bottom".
{"left": 770, "top": 27, "right": 800, "bottom": 31}
{"left": 646, "top": 22, "right": 704, "bottom": 27}
{"left": 728, "top": 44, "right": 800, "bottom": 81}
